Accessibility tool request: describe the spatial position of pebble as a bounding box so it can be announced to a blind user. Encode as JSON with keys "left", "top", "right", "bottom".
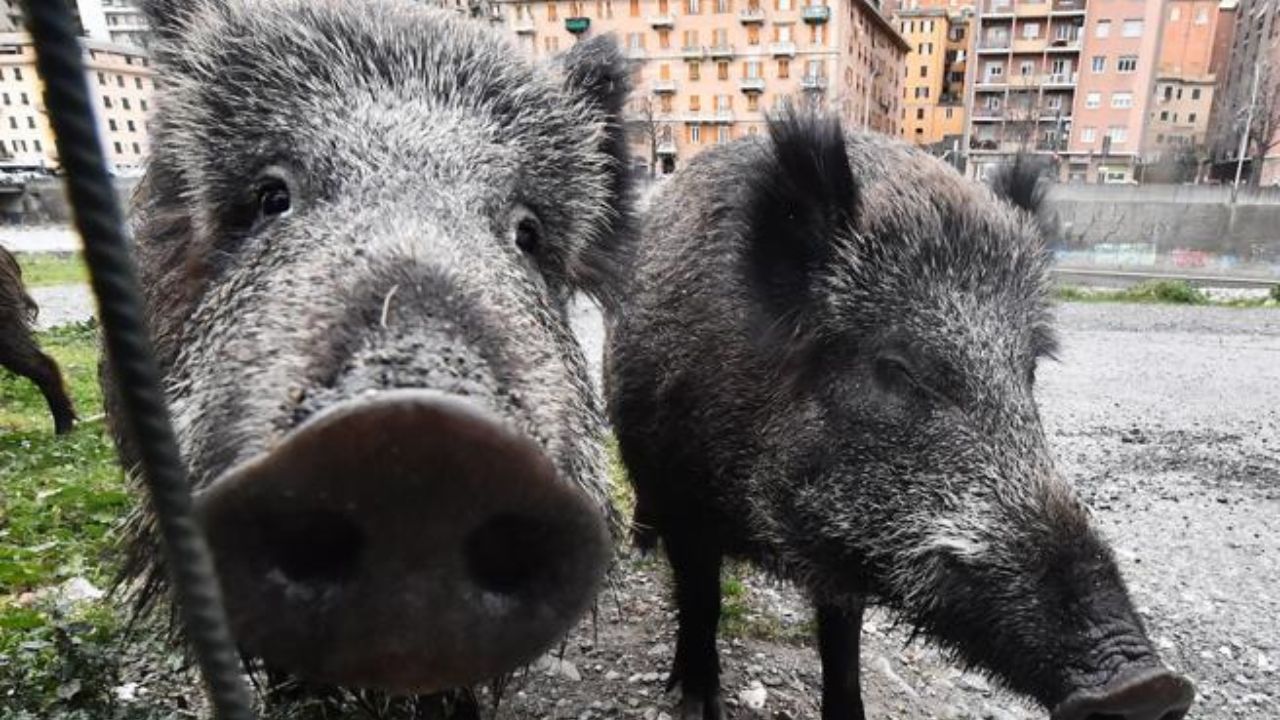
{"left": 740, "top": 680, "right": 768, "bottom": 711}
{"left": 605, "top": 670, "right": 621, "bottom": 681}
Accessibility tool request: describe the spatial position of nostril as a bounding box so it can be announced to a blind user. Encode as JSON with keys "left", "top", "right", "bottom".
{"left": 261, "top": 508, "right": 367, "bottom": 585}
{"left": 465, "top": 513, "right": 558, "bottom": 596}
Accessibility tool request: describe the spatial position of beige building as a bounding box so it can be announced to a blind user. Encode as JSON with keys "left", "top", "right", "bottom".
{"left": 1146, "top": 0, "right": 1227, "bottom": 158}
{"left": 497, "top": 0, "right": 908, "bottom": 175}
{"left": 1210, "top": 0, "right": 1280, "bottom": 186}
{"left": 895, "top": 4, "right": 971, "bottom": 154}
{"left": 0, "top": 33, "right": 155, "bottom": 172}
{"left": 964, "top": 0, "right": 1088, "bottom": 180}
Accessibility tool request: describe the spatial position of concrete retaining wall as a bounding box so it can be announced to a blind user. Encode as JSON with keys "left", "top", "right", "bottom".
{"left": 1, "top": 177, "right": 138, "bottom": 225}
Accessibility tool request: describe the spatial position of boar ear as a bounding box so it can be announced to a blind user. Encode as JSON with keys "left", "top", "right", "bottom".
{"left": 556, "top": 35, "right": 634, "bottom": 311}
{"left": 140, "top": 0, "right": 211, "bottom": 42}
{"left": 745, "top": 108, "right": 858, "bottom": 324}
{"left": 988, "top": 154, "right": 1050, "bottom": 216}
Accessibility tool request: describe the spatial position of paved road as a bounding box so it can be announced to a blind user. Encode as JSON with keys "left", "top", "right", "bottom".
{"left": 0, "top": 226, "right": 81, "bottom": 254}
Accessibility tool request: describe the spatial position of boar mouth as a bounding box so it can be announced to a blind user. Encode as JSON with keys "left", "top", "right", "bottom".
{"left": 1051, "top": 666, "right": 1194, "bottom": 720}
{"left": 193, "top": 389, "right": 610, "bottom": 693}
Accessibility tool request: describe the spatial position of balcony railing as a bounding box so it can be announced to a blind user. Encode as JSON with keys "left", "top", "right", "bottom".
{"left": 648, "top": 13, "right": 676, "bottom": 27}
{"left": 801, "top": 74, "right": 827, "bottom": 90}
{"left": 512, "top": 17, "right": 536, "bottom": 33}
{"left": 652, "top": 79, "right": 677, "bottom": 94}
{"left": 626, "top": 46, "right": 648, "bottom": 59}
{"left": 714, "top": 109, "right": 735, "bottom": 123}
{"left": 1045, "top": 71, "right": 1078, "bottom": 85}
{"left": 982, "top": 0, "right": 1014, "bottom": 15}
{"left": 973, "top": 107, "right": 1004, "bottom": 119}
{"left": 739, "top": 6, "right": 766, "bottom": 22}
{"left": 657, "top": 140, "right": 677, "bottom": 156}
{"left": 739, "top": 76, "right": 766, "bottom": 92}
{"left": 1051, "top": 0, "right": 1086, "bottom": 13}
{"left": 978, "top": 37, "right": 1011, "bottom": 51}
{"left": 769, "top": 41, "right": 797, "bottom": 56}
{"left": 710, "top": 43, "right": 735, "bottom": 58}
{"left": 681, "top": 45, "right": 707, "bottom": 59}
{"left": 801, "top": 5, "right": 831, "bottom": 22}
{"left": 977, "top": 75, "right": 1007, "bottom": 86}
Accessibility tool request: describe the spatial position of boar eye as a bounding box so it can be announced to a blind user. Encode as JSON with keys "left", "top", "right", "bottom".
{"left": 257, "top": 178, "right": 291, "bottom": 220}
{"left": 515, "top": 216, "right": 542, "bottom": 254}
{"left": 873, "top": 355, "right": 918, "bottom": 394}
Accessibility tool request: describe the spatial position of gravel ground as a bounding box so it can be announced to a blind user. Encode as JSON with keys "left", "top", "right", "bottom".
{"left": 0, "top": 226, "right": 81, "bottom": 254}
{"left": 507, "top": 301, "right": 1279, "bottom": 720}
{"left": 15, "top": 289, "right": 1280, "bottom": 719}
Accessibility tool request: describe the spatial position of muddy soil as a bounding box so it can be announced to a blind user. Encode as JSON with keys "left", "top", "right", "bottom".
{"left": 498, "top": 302, "right": 1280, "bottom": 720}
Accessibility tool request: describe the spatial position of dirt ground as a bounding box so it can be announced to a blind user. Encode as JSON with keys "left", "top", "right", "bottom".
{"left": 491, "top": 302, "right": 1279, "bottom": 720}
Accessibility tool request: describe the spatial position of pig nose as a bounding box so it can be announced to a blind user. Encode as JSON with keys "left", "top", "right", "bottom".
{"left": 193, "top": 389, "right": 611, "bottom": 693}
{"left": 1052, "top": 667, "right": 1195, "bottom": 720}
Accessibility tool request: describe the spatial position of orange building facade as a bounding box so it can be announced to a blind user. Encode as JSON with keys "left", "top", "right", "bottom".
{"left": 895, "top": 5, "right": 973, "bottom": 154}
{"left": 497, "top": 0, "right": 909, "bottom": 176}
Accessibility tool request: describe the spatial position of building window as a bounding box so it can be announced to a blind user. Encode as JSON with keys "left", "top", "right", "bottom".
{"left": 1092, "top": 56, "right": 1105, "bottom": 73}
{"left": 1086, "top": 92, "right": 1101, "bottom": 109}
{"left": 114, "top": 141, "right": 123, "bottom": 154}
{"left": 110, "top": 119, "right": 118, "bottom": 131}
{"left": 658, "top": 29, "right": 670, "bottom": 48}
{"left": 1191, "top": 88, "right": 1201, "bottom": 100}
{"left": 1117, "top": 55, "right": 1137, "bottom": 73}
{"left": 1096, "top": 20, "right": 1110, "bottom": 38}
{"left": 1020, "top": 60, "right": 1034, "bottom": 76}
{"left": 717, "top": 0, "right": 731, "bottom": 11}
{"left": 1111, "top": 92, "right": 1132, "bottom": 108}
{"left": 1188, "top": 112, "right": 1197, "bottom": 123}
{"left": 1160, "top": 111, "right": 1169, "bottom": 121}
{"left": 660, "top": 94, "right": 672, "bottom": 111}
{"left": 689, "top": 123, "right": 701, "bottom": 143}
{"left": 1081, "top": 127, "right": 1095, "bottom": 142}
{"left": 33, "top": 140, "right": 41, "bottom": 152}
{"left": 921, "top": 65, "right": 928, "bottom": 78}
{"left": 630, "top": 0, "right": 639, "bottom": 15}
{"left": 97, "top": 71, "right": 106, "bottom": 85}
{"left": 747, "top": 93, "right": 759, "bottom": 110}
{"left": 748, "top": 25, "right": 760, "bottom": 45}
{"left": 2, "top": 93, "right": 8, "bottom": 105}
{"left": 1109, "top": 126, "right": 1127, "bottom": 143}
{"left": 1121, "top": 20, "right": 1143, "bottom": 37}
{"left": 104, "top": 95, "right": 112, "bottom": 108}
{"left": 122, "top": 98, "right": 131, "bottom": 110}
{"left": 778, "top": 58, "right": 789, "bottom": 78}
{"left": 916, "top": 108, "right": 925, "bottom": 120}
{"left": 1195, "top": 7, "right": 1208, "bottom": 24}
{"left": 136, "top": 77, "right": 143, "bottom": 89}
{"left": 1022, "top": 22, "right": 1040, "bottom": 39}
{"left": 690, "top": 94, "right": 701, "bottom": 111}
{"left": 141, "top": 100, "right": 148, "bottom": 111}
{"left": 1170, "top": 6, "right": 1180, "bottom": 21}
{"left": 548, "top": 2, "right": 558, "bottom": 20}
{"left": 117, "top": 75, "right": 124, "bottom": 87}
{"left": 13, "top": 68, "right": 21, "bottom": 81}
{"left": 717, "top": 125, "right": 730, "bottom": 143}
{"left": 7, "top": 117, "right": 15, "bottom": 129}
{"left": 689, "top": 62, "right": 701, "bottom": 80}
{"left": 19, "top": 92, "right": 27, "bottom": 105}
{"left": 128, "top": 119, "right": 136, "bottom": 132}
{"left": 686, "top": 0, "right": 700, "bottom": 13}
{"left": 133, "top": 142, "right": 141, "bottom": 154}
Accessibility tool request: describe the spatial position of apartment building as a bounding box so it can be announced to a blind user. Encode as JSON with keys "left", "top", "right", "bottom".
{"left": 1145, "top": 0, "right": 1229, "bottom": 159}
{"left": 1209, "top": 0, "right": 1279, "bottom": 185}
{"left": 0, "top": 33, "right": 155, "bottom": 171}
{"left": 896, "top": 5, "right": 972, "bottom": 155}
{"left": 497, "top": 0, "right": 909, "bottom": 176}
{"left": 964, "top": 0, "right": 1088, "bottom": 180}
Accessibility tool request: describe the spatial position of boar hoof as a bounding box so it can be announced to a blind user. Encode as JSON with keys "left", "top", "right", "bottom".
{"left": 675, "top": 692, "right": 724, "bottom": 720}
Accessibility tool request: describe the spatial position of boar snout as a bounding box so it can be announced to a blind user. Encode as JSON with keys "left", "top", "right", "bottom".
{"left": 193, "top": 389, "right": 611, "bottom": 693}
{"left": 1052, "top": 666, "right": 1195, "bottom": 720}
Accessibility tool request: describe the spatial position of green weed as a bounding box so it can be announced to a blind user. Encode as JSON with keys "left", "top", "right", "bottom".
{"left": 12, "top": 253, "right": 89, "bottom": 289}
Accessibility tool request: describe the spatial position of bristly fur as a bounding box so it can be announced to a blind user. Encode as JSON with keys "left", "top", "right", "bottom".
{"left": 987, "top": 153, "right": 1050, "bottom": 217}
{"left": 743, "top": 107, "right": 859, "bottom": 324}
{"left": 608, "top": 113, "right": 1162, "bottom": 715}
{"left": 104, "top": 0, "right": 633, "bottom": 710}
{"left": 0, "top": 246, "right": 38, "bottom": 326}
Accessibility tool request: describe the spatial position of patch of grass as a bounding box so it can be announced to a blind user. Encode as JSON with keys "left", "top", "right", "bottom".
{"left": 1054, "top": 280, "right": 1279, "bottom": 307}
{"left": 13, "top": 253, "right": 89, "bottom": 288}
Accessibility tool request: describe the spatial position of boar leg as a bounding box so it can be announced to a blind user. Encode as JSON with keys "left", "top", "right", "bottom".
{"left": 817, "top": 599, "right": 867, "bottom": 720}
{"left": 0, "top": 327, "right": 76, "bottom": 435}
{"left": 665, "top": 527, "right": 724, "bottom": 720}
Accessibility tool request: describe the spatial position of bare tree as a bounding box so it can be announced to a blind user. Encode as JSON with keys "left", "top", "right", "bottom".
{"left": 625, "top": 96, "right": 669, "bottom": 180}
{"left": 1003, "top": 88, "right": 1042, "bottom": 153}
{"left": 1243, "top": 74, "right": 1280, "bottom": 188}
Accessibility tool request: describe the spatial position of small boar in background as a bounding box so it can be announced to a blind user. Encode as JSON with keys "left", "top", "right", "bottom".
{"left": 1, "top": 245, "right": 76, "bottom": 435}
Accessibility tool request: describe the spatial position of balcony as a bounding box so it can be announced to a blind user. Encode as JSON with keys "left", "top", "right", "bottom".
{"left": 512, "top": 17, "right": 536, "bottom": 33}
{"left": 626, "top": 46, "right": 648, "bottom": 59}
{"left": 1051, "top": 0, "right": 1087, "bottom": 14}
{"left": 648, "top": 13, "right": 676, "bottom": 27}
{"left": 1044, "top": 71, "right": 1078, "bottom": 85}
{"left": 801, "top": 74, "right": 827, "bottom": 90}
{"left": 714, "top": 109, "right": 735, "bottom": 123}
{"left": 977, "top": 37, "right": 1011, "bottom": 52}
{"left": 976, "top": 77, "right": 1007, "bottom": 88}
{"left": 657, "top": 140, "right": 677, "bottom": 156}
{"left": 710, "top": 43, "right": 735, "bottom": 58}
{"left": 801, "top": 5, "right": 831, "bottom": 22}
{"left": 1012, "top": 38, "right": 1046, "bottom": 53}
{"left": 681, "top": 45, "right": 707, "bottom": 59}
{"left": 982, "top": 0, "right": 1014, "bottom": 16}
{"left": 1046, "top": 36, "right": 1081, "bottom": 51}
{"left": 739, "top": 6, "right": 766, "bottom": 23}
{"left": 565, "top": 16, "right": 591, "bottom": 33}
{"left": 739, "top": 76, "right": 766, "bottom": 92}
{"left": 652, "top": 79, "right": 677, "bottom": 94}
{"left": 769, "top": 41, "right": 797, "bottom": 56}
{"left": 973, "top": 108, "right": 1004, "bottom": 120}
